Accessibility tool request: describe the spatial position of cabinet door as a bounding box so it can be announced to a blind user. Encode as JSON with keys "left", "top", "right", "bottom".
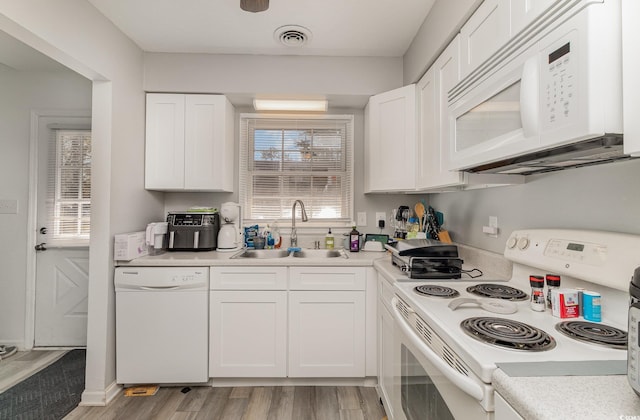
{"left": 184, "top": 95, "right": 234, "bottom": 191}
{"left": 289, "top": 291, "right": 365, "bottom": 377}
{"left": 460, "top": 0, "right": 510, "bottom": 79}
{"left": 365, "top": 84, "right": 417, "bottom": 192}
{"left": 377, "top": 279, "right": 398, "bottom": 419}
{"left": 495, "top": 392, "right": 524, "bottom": 420}
{"left": 623, "top": 0, "right": 640, "bottom": 157}
{"left": 417, "top": 36, "right": 464, "bottom": 190}
{"left": 209, "top": 290, "right": 287, "bottom": 377}
{"left": 289, "top": 266, "right": 365, "bottom": 291}
{"left": 145, "top": 93, "right": 185, "bottom": 190}
{"left": 510, "top": 0, "right": 557, "bottom": 37}
{"left": 210, "top": 266, "right": 287, "bottom": 290}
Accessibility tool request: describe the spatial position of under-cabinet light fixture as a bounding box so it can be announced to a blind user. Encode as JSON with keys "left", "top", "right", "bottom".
{"left": 253, "top": 99, "right": 328, "bottom": 112}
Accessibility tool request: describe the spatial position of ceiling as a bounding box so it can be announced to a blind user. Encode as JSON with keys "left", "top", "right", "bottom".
{"left": 87, "top": 0, "right": 436, "bottom": 57}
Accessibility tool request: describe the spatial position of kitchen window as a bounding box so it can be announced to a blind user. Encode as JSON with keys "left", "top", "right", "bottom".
{"left": 47, "top": 129, "right": 92, "bottom": 246}
{"left": 239, "top": 114, "right": 353, "bottom": 225}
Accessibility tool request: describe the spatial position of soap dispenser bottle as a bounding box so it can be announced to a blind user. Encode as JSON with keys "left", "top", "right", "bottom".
{"left": 325, "top": 228, "right": 334, "bottom": 249}
{"left": 349, "top": 226, "right": 360, "bottom": 252}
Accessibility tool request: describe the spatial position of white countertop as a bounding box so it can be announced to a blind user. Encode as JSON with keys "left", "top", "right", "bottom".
{"left": 493, "top": 369, "right": 640, "bottom": 419}
{"left": 117, "top": 248, "right": 388, "bottom": 267}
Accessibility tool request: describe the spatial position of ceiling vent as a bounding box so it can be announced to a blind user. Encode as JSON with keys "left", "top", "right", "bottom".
{"left": 274, "top": 25, "right": 312, "bottom": 47}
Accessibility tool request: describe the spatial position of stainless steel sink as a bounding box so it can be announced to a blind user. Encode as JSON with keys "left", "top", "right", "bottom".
{"left": 230, "top": 249, "right": 291, "bottom": 259}
{"left": 291, "top": 249, "right": 347, "bottom": 259}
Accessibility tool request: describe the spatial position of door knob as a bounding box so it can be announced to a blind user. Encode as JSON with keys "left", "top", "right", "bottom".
{"left": 35, "top": 243, "right": 47, "bottom": 251}
{"left": 39, "top": 227, "right": 48, "bottom": 234}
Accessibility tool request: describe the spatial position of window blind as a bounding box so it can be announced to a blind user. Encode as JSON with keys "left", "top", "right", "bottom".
{"left": 46, "top": 129, "right": 92, "bottom": 246}
{"left": 240, "top": 114, "right": 354, "bottom": 224}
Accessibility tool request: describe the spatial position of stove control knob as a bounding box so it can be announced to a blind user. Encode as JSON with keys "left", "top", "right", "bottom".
{"left": 517, "top": 237, "right": 530, "bottom": 250}
{"left": 506, "top": 236, "right": 517, "bottom": 249}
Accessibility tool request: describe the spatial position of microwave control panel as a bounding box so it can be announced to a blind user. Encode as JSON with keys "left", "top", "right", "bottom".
{"left": 542, "top": 33, "right": 578, "bottom": 130}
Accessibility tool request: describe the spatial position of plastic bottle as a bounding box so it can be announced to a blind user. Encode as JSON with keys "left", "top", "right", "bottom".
{"left": 545, "top": 274, "right": 561, "bottom": 310}
{"left": 325, "top": 228, "right": 335, "bottom": 249}
{"left": 349, "top": 226, "right": 360, "bottom": 252}
{"left": 530, "top": 275, "right": 546, "bottom": 312}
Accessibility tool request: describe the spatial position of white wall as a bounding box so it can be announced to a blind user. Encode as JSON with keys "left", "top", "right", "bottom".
{"left": 0, "top": 0, "right": 163, "bottom": 405}
{"left": 429, "top": 159, "right": 640, "bottom": 254}
{"left": 403, "top": 0, "right": 482, "bottom": 84}
{"left": 0, "top": 67, "right": 91, "bottom": 346}
{"left": 144, "top": 52, "right": 404, "bottom": 106}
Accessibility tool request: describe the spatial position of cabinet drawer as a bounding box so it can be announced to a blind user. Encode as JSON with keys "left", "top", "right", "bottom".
{"left": 210, "top": 266, "right": 287, "bottom": 290}
{"left": 289, "top": 266, "right": 366, "bottom": 291}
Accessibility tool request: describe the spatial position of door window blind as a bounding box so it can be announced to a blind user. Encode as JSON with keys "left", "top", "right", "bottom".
{"left": 240, "top": 115, "right": 353, "bottom": 223}
{"left": 47, "top": 129, "right": 92, "bottom": 246}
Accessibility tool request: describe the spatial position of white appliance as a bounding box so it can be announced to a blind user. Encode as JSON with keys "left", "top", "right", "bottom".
{"left": 447, "top": 0, "right": 628, "bottom": 175}
{"left": 115, "top": 267, "right": 209, "bottom": 384}
{"left": 383, "top": 229, "right": 639, "bottom": 419}
{"left": 217, "top": 202, "right": 243, "bottom": 251}
{"left": 145, "top": 222, "right": 168, "bottom": 255}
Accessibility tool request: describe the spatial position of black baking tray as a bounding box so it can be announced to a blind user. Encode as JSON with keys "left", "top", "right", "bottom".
{"left": 385, "top": 238, "right": 458, "bottom": 257}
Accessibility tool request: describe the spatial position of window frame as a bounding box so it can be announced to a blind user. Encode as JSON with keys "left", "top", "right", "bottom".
{"left": 239, "top": 113, "right": 354, "bottom": 228}
{"left": 47, "top": 128, "right": 92, "bottom": 246}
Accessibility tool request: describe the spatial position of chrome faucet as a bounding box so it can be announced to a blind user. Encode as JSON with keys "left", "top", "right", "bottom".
{"left": 290, "top": 200, "right": 308, "bottom": 247}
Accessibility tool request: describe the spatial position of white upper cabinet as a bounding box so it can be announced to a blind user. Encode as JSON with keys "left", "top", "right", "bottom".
{"left": 416, "top": 35, "right": 464, "bottom": 190}
{"left": 364, "top": 84, "right": 417, "bottom": 193}
{"left": 145, "top": 93, "right": 235, "bottom": 192}
{"left": 510, "top": 0, "right": 558, "bottom": 37}
{"left": 460, "top": 0, "right": 511, "bottom": 79}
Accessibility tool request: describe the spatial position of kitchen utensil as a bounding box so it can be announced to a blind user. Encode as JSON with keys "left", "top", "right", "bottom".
{"left": 426, "top": 206, "right": 440, "bottom": 241}
{"left": 448, "top": 298, "right": 518, "bottom": 314}
{"left": 414, "top": 202, "right": 425, "bottom": 232}
{"left": 439, "top": 230, "right": 452, "bottom": 243}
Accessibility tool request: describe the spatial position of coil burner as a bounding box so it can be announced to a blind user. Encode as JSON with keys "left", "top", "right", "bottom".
{"left": 555, "top": 321, "right": 627, "bottom": 350}
{"left": 414, "top": 285, "right": 460, "bottom": 298}
{"left": 466, "top": 284, "right": 528, "bottom": 301}
{"left": 461, "top": 317, "right": 556, "bottom": 351}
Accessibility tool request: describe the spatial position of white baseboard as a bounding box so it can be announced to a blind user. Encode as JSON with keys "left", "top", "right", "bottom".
{"left": 79, "top": 381, "right": 122, "bottom": 406}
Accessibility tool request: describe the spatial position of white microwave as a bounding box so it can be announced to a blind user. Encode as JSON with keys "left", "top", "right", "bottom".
{"left": 447, "top": 0, "right": 626, "bottom": 175}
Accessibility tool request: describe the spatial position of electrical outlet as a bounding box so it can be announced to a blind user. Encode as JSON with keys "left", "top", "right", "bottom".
{"left": 376, "top": 212, "right": 386, "bottom": 226}
{"left": 0, "top": 199, "right": 18, "bottom": 214}
{"left": 357, "top": 212, "right": 367, "bottom": 227}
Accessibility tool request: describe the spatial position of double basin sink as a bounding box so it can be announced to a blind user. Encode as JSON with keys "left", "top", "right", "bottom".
{"left": 231, "top": 248, "right": 348, "bottom": 259}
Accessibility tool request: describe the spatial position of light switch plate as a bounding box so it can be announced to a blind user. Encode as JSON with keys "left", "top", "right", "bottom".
{"left": 0, "top": 199, "right": 18, "bottom": 214}
{"left": 357, "top": 211, "right": 367, "bottom": 227}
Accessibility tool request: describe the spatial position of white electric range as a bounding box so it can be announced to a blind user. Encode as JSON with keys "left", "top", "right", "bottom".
{"left": 383, "top": 229, "right": 639, "bottom": 420}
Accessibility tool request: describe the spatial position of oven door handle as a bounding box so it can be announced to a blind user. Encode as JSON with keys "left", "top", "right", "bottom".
{"left": 391, "top": 297, "right": 484, "bottom": 402}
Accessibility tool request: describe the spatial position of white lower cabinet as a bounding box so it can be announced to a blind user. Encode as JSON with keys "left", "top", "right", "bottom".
{"left": 210, "top": 265, "right": 368, "bottom": 379}
{"left": 377, "top": 275, "right": 398, "bottom": 419}
{"left": 495, "top": 392, "right": 524, "bottom": 420}
{"left": 209, "top": 290, "right": 287, "bottom": 377}
{"left": 288, "top": 290, "right": 366, "bottom": 377}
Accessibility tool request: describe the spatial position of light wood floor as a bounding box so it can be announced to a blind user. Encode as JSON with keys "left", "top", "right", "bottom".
{"left": 0, "top": 349, "right": 67, "bottom": 393}
{"left": 65, "top": 385, "right": 387, "bottom": 420}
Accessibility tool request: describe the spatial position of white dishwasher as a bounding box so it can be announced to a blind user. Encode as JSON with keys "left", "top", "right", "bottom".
{"left": 115, "top": 266, "right": 209, "bottom": 384}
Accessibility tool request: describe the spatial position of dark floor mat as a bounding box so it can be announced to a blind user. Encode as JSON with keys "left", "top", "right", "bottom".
{"left": 0, "top": 349, "right": 86, "bottom": 420}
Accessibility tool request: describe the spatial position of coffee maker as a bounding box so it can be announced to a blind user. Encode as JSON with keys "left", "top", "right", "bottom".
{"left": 217, "top": 202, "right": 243, "bottom": 252}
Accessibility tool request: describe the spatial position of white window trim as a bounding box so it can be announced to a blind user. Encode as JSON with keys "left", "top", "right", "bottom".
{"left": 239, "top": 113, "right": 354, "bottom": 229}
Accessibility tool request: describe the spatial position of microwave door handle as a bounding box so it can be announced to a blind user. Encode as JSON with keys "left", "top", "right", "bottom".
{"left": 391, "top": 297, "right": 484, "bottom": 401}
{"left": 520, "top": 56, "right": 539, "bottom": 139}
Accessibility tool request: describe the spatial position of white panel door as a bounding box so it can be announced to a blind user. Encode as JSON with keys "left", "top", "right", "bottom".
{"left": 209, "top": 290, "right": 287, "bottom": 377}
{"left": 34, "top": 114, "right": 90, "bottom": 347}
{"left": 145, "top": 93, "right": 185, "bottom": 190}
{"left": 288, "top": 290, "right": 365, "bottom": 377}
{"left": 510, "top": 0, "right": 557, "bottom": 37}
